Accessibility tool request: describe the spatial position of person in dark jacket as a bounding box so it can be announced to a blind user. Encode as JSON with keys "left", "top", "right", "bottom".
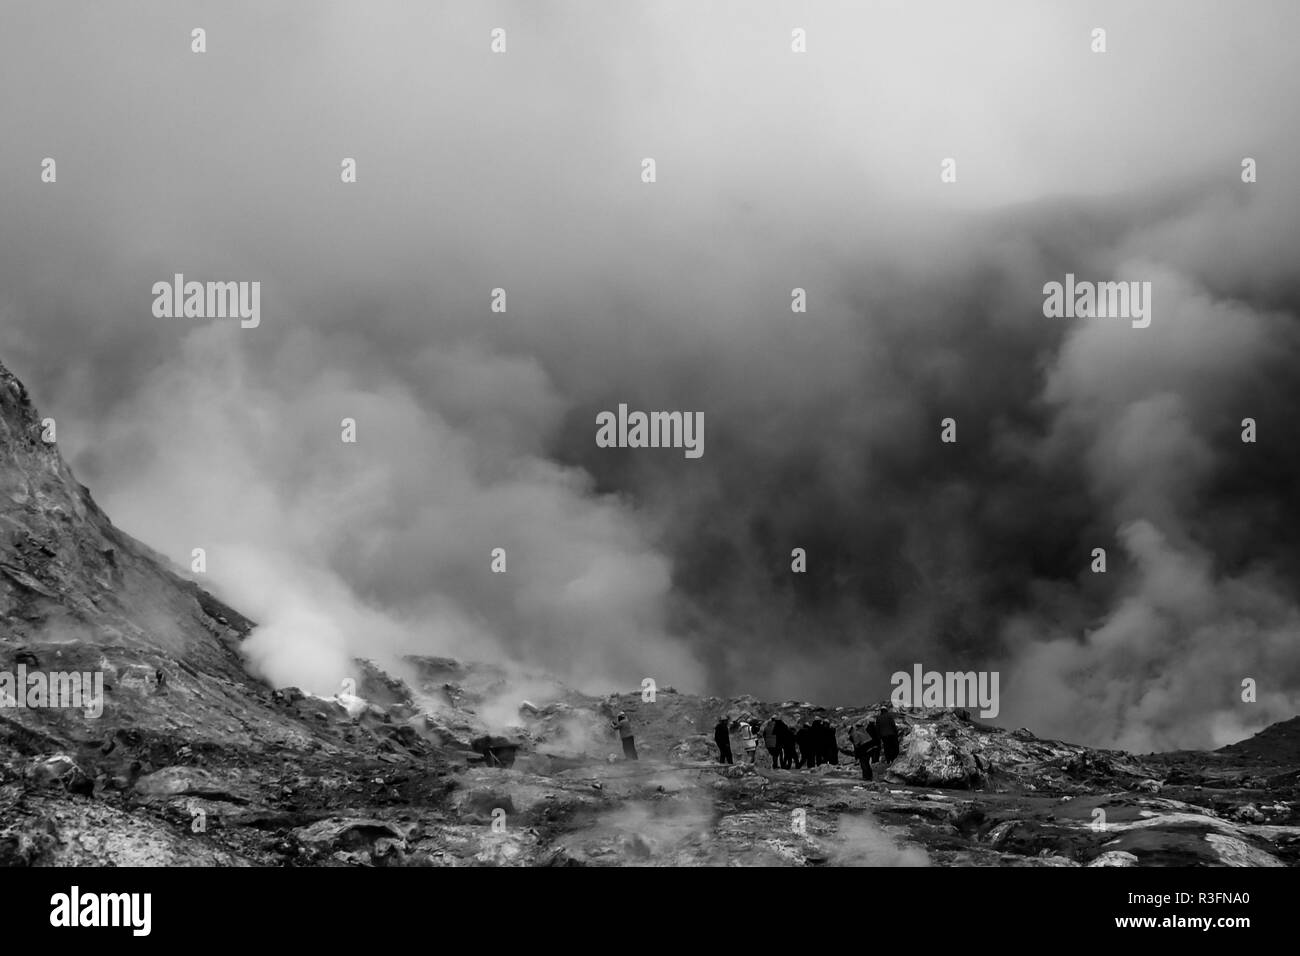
{"left": 774, "top": 718, "right": 796, "bottom": 769}
{"left": 714, "top": 717, "right": 733, "bottom": 764}
{"left": 795, "top": 720, "right": 816, "bottom": 768}
{"left": 762, "top": 718, "right": 780, "bottom": 767}
{"left": 876, "top": 704, "right": 900, "bottom": 764}
{"left": 612, "top": 711, "right": 638, "bottom": 760}
{"left": 844, "top": 723, "right": 874, "bottom": 780}
{"left": 863, "top": 715, "right": 882, "bottom": 764}
{"left": 824, "top": 720, "right": 839, "bottom": 765}
{"left": 813, "top": 718, "right": 836, "bottom": 766}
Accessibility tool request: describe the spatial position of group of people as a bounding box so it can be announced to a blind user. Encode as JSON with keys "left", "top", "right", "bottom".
{"left": 610, "top": 703, "right": 903, "bottom": 779}
{"left": 716, "top": 704, "right": 901, "bottom": 780}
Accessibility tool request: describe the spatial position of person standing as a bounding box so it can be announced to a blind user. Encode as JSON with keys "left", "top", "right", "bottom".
{"left": 863, "top": 715, "right": 882, "bottom": 765}
{"left": 740, "top": 720, "right": 759, "bottom": 764}
{"left": 612, "top": 711, "right": 638, "bottom": 760}
{"left": 876, "top": 704, "right": 900, "bottom": 765}
{"left": 824, "top": 719, "right": 840, "bottom": 765}
{"left": 810, "top": 718, "right": 829, "bottom": 766}
{"left": 847, "top": 722, "right": 873, "bottom": 780}
{"left": 775, "top": 718, "right": 796, "bottom": 769}
{"left": 763, "top": 718, "right": 780, "bottom": 767}
{"left": 714, "top": 716, "right": 734, "bottom": 764}
{"left": 795, "top": 720, "right": 815, "bottom": 769}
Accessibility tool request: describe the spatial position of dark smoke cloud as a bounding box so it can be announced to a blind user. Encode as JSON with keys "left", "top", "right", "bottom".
{"left": 2, "top": 1, "right": 1298, "bottom": 749}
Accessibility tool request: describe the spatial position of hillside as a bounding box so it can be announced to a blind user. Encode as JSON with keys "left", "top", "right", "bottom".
{"left": 1, "top": 356, "right": 1298, "bottom": 867}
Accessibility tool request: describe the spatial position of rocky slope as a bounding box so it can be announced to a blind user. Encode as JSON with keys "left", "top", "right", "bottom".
{"left": 1, "top": 357, "right": 1298, "bottom": 867}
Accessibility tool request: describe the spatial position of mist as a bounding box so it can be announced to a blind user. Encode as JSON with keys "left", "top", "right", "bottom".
{"left": 2, "top": 1, "right": 1299, "bottom": 750}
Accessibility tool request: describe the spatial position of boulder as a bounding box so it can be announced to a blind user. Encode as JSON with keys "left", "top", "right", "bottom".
{"left": 1205, "top": 832, "right": 1284, "bottom": 867}
{"left": 885, "top": 720, "right": 984, "bottom": 788}
{"left": 292, "top": 817, "right": 407, "bottom": 863}
{"left": 133, "top": 766, "right": 249, "bottom": 803}
{"left": 28, "top": 754, "right": 91, "bottom": 794}
{"left": 1232, "top": 803, "right": 1265, "bottom": 824}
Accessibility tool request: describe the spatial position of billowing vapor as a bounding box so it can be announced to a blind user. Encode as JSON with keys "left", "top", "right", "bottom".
{"left": 58, "top": 329, "right": 698, "bottom": 696}
{"left": 1, "top": 1, "right": 1298, "bottom": 749}
{"left": 828, "top": 815, "right": 931, "bottom": 867}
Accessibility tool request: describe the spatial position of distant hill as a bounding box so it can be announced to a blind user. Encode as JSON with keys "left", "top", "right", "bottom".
{"left": 1218, "top": 716, "right": 1300, "bottom": 765}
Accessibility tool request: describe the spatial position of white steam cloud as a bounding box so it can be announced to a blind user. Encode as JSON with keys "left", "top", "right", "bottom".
{"left": 2, "top": 1, "right": 1299, "bottom": 750}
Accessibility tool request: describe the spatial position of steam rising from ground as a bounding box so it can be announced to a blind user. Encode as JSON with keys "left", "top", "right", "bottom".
{"left": 2, "top": 2, "right": 1299, "bottom": 748}
{"left": 828, "top": 815, "right": 931, "bottom": 867}
{"left": 530, "top": 713, "right": 615, "bottom": 758}
{"left": 67, "top": 330, "right": 699, "bottom": 697}
{"left": 593, "top": 797, "right": 715, "bottom": 862}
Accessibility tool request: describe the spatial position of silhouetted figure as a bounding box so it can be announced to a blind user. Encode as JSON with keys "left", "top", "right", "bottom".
{"left": 846, "top": 723, "right": 873, "bottom": 780}
{"left": 823, "top": 720, "right": 839, "bottom": 765}
{"left": 876, "top": 705, "right": 900, "bottom": 764}
{"left": 714, "top": 717, "right": 733, "bottom": 764}
{"left": 773, "top": 718, "right": 796, "bottom": 769}
{"left": 811, "top": 718, "right": 834, "bottom": 766}
{"left": 795, "top": 721, "right": 816, "bottom": 768}
{"left": 762, "top": 718, "right": 780, "bottom": 767}
{"left": 612, "top": 711, "right": 638, "bottom": 760}
{"left": 863, "top": 716, "right": 882, "bottom": 764}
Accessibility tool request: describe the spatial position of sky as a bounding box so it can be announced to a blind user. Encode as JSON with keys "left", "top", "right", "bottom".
{"left": 2, "top": 0, "right": 1299, "bottom": 750}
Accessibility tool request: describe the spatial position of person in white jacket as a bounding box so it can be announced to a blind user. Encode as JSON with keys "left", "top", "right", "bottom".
{"left": 739, "top": 720, "right": 758, "bottom": 763}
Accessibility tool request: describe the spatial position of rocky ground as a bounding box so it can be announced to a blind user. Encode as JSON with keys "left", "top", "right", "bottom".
{"left": 4, "top": 651, "right": 1299, "bottom": 867}
{"left": 2, "top": 355, "right": 1299, "bottom": 867}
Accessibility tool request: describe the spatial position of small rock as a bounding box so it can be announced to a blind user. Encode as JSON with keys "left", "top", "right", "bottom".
{"left": 1233, "top": 804, "right": 1265, "bottom": 824}
{"left": 29, "top": 754, "right": 88, "bottom": 792}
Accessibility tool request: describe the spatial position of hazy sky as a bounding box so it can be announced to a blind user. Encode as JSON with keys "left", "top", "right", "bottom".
{"left": 2, "top": 1, "right": 1299, "bottom": 750}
